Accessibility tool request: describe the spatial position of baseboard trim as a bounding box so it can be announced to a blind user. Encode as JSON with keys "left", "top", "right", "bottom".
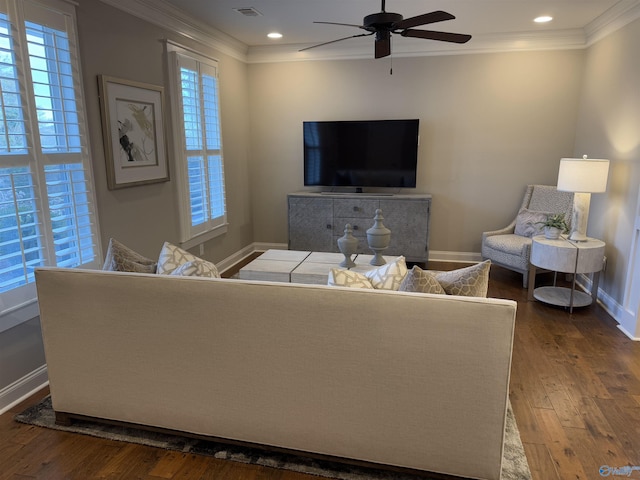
{"left": 0, "top": 365, "right": 48, "bottom": 415}
{"left": 574, "top": 273, "right": 637, "bottom": 341}
{"left": 429, "top": 250, "right": 483, "bottom": 264}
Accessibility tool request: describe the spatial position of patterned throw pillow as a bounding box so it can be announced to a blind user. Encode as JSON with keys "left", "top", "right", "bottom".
{"left": 364, "top": 256, "right": 408, "bottom": 290}
{"left": 157, "top": 242, "right": 220, "bottom": 278}
{"left": 328, "top": 269, "right": 374, "bottom": 289}
{"left": 102, "top": 238, "right": 157, "bottom": 273}
{"left": 434, "top": 260, "right": 491, "bottom": 297}
{"left": 169, "top": 259, "right": 220, "bottom": 278}
{"left": 514, "top": 208, "right": 550, "bottom": 238}
{"left": 328, "top": 256, "right": 408, "bottom": 290}
{"left": 399, "top": 266, "right": 446, "bottom": 295}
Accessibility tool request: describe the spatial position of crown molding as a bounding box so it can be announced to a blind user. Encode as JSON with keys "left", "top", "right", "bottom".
{"left": 99, "top": 0, "right": 640, "bottom": 64}
{"left": 585, "top": 0, "right": 640, "bottom": 45}
{"left": 97, "top": 0, "right": 248, "bottom": 62}
{"left": 247, "top": 29, "right": 587, "bottom": 64}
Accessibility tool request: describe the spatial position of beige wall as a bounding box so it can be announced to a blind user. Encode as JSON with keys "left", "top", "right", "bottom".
{"left": 573, "top": 18, "right": 640, "bottom": 305}
{"left": 247, "top": 50, "right": 585, "bottom": 254}
{"left": 77, "top": 0, "right": 253, "bottom": 263}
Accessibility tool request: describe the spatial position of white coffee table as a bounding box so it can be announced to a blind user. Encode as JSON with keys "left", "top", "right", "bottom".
{"left": 239, "top": 249, "right": 397, "bottom": 285}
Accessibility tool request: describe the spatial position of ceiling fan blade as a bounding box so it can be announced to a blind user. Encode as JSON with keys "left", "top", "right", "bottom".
{"left": 314, "top": 21, "right": 365, "bottom": 29}
{"left": 401, "top": 29, "right": 472, "bottom": 44}
{"left": 393, "top": 10, "right": 455, "bottom": 30}
{"left": 299, "top": 33, "right": 373, "bottom": 52}
{"left": 375, "top": 35, "right": 391, "bottom": 59}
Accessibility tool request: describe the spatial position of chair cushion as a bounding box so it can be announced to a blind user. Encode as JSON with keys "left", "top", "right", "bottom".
{"left": 483, "top": 234, "right": 532, "bottom": 256}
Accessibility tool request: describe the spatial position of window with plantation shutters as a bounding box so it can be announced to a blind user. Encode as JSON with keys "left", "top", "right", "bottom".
{"left": 166, "top": 44, "right": 227, "bottom": 248}
{"left": 0, "top": 0, "right": 100, "bottom": 329}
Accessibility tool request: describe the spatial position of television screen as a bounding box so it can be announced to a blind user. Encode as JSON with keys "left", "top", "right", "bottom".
{"left": 303, "top": 119, "right": 419, "bottom": 188}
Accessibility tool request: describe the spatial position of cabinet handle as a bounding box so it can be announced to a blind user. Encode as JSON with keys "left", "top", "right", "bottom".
{"left": 353, "top": 225, "right": 359, "bottom": 231}
{"left": 326, "top": 224, "right": 332, "bottom": 230}
{"left": 353, "top": 206, "right": 359, "bottom": 212}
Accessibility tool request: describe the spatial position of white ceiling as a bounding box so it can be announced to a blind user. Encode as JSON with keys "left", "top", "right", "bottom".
{"left": 112, "top": 0, "right": 640, "bottom": 61}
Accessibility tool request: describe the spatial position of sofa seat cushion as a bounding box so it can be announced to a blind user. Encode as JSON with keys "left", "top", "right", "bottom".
{"left": 157, "top": 242, "right": 220, "bottom": 278}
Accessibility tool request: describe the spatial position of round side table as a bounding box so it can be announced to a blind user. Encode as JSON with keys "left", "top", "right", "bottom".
{"left": 527, "top": 235, "right": 605, "bottom": 312}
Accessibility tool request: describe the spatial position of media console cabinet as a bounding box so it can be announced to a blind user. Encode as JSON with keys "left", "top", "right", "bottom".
{"left": 287, "top": 192, "right": 431, "bottom": 263}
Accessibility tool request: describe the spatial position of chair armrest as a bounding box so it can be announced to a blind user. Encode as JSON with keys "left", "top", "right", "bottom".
{"left": 482, "top": 221, "right": 516, "bottom": 240}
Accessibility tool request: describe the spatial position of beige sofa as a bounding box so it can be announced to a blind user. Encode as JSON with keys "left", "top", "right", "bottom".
{"left": 35, "top": 267, "right": 517, "bottom": 480}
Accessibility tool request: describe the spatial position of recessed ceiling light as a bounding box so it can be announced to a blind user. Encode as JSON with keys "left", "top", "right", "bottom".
{"left": 534, "top": 16, "right": 553, "bottom": 23}
{"left": 267, "top": 32, "right": 283, "bottom": 39}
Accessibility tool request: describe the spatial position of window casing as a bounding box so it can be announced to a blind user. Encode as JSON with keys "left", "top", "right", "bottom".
{"left": 166, "top": 43, "right": 227, "bottom": 248}
{"left": 0, "top": 0, "right": 100, "bottom": 330}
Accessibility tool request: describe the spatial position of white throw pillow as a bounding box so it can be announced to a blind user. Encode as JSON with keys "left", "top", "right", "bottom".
{"left": 328, "top": 269, "right": 374, "bottom": 289}
{"left": 169, "top": 259, "right": 220, "bottom": 278}
{"left": 364, "top": 256, "right": 408, "bottom": 290}
{"left": 328, "top": 256, "right": 408, "bottom": 290}
{"left": 157, "top": 241, "right": 220, "bottom": 278}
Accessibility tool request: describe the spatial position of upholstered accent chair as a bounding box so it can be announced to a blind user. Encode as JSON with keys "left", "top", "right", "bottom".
{"left": 482, "top": 185, "right": 574, "bottom": 288}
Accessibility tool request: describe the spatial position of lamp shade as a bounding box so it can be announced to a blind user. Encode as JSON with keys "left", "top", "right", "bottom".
{"left": 557, "top": 156, "right": 610, "bottom": 193}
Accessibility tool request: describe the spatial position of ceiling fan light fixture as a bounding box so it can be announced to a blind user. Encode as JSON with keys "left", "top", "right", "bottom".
{"left": 300, "top": 1, "right": 471, "bottom": 59}
{"left": 534, "top": 16, "right": 553, "bottom": 23}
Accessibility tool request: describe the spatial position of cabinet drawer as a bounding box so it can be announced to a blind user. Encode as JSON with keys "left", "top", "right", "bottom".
{"left": 333, "top": 199, "right": 378, "bottom": 218}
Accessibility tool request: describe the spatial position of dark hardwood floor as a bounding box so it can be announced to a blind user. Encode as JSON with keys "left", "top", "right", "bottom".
{"left": 1, "top": 261, "right": 639, "bottom": 480}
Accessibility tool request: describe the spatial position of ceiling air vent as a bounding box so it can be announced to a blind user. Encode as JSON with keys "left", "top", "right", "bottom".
{"left": 233, "top": 7, "right": 263, "bottom": 17}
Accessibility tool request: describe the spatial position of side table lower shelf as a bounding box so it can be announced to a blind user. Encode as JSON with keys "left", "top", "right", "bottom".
{"left": 532, "top": 286, "right": 593, "bottom": 309}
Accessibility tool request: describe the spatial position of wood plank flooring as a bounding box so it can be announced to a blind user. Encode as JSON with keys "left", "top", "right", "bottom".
{"left": 1, "top": 261, "right": 639, "bottom": 480}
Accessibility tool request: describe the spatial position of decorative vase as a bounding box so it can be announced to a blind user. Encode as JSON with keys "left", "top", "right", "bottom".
{"left": 337, "top": 224, "right": 358, "bottom": 268}
{"left": 366, "top": 209, "right": 391, "bottom": 266}
{"left": 544, "top": 226, "right": 561, "bottom": 239}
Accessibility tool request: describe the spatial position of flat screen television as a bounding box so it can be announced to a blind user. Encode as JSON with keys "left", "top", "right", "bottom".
{"left": 303, "top": 119, "right": 419, "bottom": 189}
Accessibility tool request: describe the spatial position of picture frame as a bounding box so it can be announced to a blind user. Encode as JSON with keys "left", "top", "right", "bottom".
{"left": 98, "top": 75, "right": 169, "bottom": 189}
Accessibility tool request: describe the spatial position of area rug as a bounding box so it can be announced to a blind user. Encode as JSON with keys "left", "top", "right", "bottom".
{"left": 15, "top": 397, "right": 531, "bottom": 480}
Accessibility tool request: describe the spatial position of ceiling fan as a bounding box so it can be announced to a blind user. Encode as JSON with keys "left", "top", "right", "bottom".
{"left": 300, "top": 0, "right": 472, "bottom": 59}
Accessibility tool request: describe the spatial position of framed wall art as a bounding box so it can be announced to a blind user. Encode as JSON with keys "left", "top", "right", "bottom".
{"left": 98, "top": 75, "right": 169, "bottom": 189}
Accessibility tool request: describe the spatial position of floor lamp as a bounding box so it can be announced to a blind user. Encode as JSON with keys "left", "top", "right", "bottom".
{"left": 557, "top": 155, "right": 610, "bottom": 242}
